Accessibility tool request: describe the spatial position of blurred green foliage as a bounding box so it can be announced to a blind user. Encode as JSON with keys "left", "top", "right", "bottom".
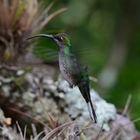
{"left": 35, "top": 0, "right": 140, "bottom": 129}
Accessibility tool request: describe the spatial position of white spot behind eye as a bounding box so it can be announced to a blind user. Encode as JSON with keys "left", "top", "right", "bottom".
{"left": 56, "top": 37, "right": 63, "bottom": 42}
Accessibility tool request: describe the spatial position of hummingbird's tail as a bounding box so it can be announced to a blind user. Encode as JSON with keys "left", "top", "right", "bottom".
{"left": 78, "top": 83, "right": 97, "bottom": 123}
{"left": 87, "top": 99, "right": 97, "bottom": 123}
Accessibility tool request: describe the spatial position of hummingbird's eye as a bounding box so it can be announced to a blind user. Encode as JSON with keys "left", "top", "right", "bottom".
{"left": 60, "top": 37, "right": 63, "bottom": 40}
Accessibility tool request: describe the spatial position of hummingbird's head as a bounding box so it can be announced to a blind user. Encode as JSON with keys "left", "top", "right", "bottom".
{"left": 27, "top": 33, "right": 71, "bottom": 48}
{"left": 53, "top": 33, "right": 71, "bottom": 48}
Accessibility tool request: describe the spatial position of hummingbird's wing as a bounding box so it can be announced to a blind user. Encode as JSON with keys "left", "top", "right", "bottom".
{"left": 66, "top": 53, "right": 83, "bottom": 84}
{"left": 59, "top": 50, "right": 82, "bottom": 86}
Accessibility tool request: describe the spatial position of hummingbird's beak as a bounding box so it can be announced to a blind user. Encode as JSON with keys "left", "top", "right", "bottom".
{"left": 27, "top": 34, "right": 54, "bottom": 40}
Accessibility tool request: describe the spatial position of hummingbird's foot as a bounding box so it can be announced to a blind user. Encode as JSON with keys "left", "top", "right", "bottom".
{"left": 70, "top": 85, "right": 73, "bottom": 88}
{"left": 69, "top": 84, "right": 73, "bottom": 88}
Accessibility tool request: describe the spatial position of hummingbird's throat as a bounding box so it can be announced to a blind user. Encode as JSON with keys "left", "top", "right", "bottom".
{"left": 63, "top": 46, "right": 72, "bottom": 55}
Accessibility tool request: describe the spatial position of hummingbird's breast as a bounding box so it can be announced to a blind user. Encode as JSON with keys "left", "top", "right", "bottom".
{"left": 58, "top": 52, "right": 79, "bottom": 86}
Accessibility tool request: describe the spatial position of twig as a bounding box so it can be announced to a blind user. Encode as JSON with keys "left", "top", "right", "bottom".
{"left": 42, "top": 121, "right": 73, "bottom": 140}
{"left": 89, "top": 76, "right": 98, "bottom": 83}
{"left": 66, "top": 124, "right": 80, "bottom": 140}
{"left": 95, "top": 122, "right": 104, "bottom": 140}
{"left": 106, "top": 117, "right": 140, "bottom": 139}
{"left": 9, "top": 107, "right": 45, "bottom": 127}
{"left": 123, "top": 94, "right": 132, "bottom": 115}
{"left": 16, "top": 121, "right": 26, "bottom": 140}
{"left": 0, "top": 36, "right": 9, "bottom": 48}
{"left": 55, "top": 127, "right": 67, "bottom": 140}
{"left": 31, "top": 124, "right": 38, "bottom": 138}
{"left": 0, "top": 64, "right": 21, "bottom": 71}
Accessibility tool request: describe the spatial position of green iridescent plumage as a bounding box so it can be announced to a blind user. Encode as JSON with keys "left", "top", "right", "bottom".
{"left": 28, "top": 33, "right": 97, "bottom": 123}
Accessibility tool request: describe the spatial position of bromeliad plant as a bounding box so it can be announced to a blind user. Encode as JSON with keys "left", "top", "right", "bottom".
{"left": 0, "top": 0, "right": 67, "bottom": 64}
{"left": 0, "top": 1, "right": 67, "bottom": 138}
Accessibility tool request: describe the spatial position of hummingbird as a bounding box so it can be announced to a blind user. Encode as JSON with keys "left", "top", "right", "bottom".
{"left": 28, "top": 33, "right": 97, "bottom": 123}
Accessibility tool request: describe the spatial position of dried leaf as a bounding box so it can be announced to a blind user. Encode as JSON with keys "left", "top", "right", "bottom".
{"left": 35, "top": 7, "right": 67, "bottom": 32}
{"left": 3, "top": 117, "right": 12, "bottom": 125}
{"left": 48, "top": 114, "right": 58, "bottom": 129}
